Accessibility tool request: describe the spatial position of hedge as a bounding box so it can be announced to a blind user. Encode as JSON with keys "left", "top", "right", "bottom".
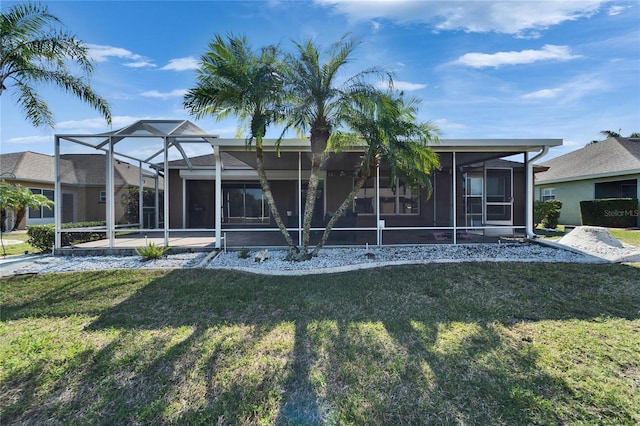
{"left": 580, "top": 198, "right": 639, "bottom": 228}
{"left": 27, "top": 221, "right": 108, "bottom": 251}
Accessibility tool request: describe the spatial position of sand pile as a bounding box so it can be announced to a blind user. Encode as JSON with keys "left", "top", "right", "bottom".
{"left": 558, "top": 226, "right": 640, "bottom": 262}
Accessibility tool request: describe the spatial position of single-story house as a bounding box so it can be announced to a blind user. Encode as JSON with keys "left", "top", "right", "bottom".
{"left": 0, "top": 151, "right": 160, "bottom": 230}
{"left": 52, "top": 119, "right": 561, "bottom": 250}
{"left": 535, "top": 137, "right": 640, "bottom": 226}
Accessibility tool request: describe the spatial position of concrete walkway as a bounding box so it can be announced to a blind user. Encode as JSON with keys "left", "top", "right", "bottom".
{"left": 0, "top": 254, "right": 48, "bottom": 277}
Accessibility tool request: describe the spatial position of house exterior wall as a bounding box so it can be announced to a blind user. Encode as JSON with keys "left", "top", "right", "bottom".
{"left": 536, "top": 174, "right": 640, "bottom": 226}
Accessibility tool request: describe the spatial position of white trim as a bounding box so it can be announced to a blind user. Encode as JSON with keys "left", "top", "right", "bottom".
{"left": 536, "top": 169, "right": 640, "bottom": 185}
{"left": 179, "top": 169, "right": 316, "bottom": 180}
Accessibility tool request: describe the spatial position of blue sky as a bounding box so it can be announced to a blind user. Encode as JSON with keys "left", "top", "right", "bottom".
{"left": 1, "top": 0, "right": 638, "bottom": 160}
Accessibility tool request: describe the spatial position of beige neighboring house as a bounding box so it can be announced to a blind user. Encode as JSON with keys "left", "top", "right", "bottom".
{"left": 0, "top": 151, "right": 160, "bottom": 230}
{"left": 535, "top": 137, "right": 640, "bottom": 226}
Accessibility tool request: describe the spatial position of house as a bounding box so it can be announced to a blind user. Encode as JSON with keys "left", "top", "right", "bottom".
{"left": 0, "top": 151, "right": 160, "bottom": 230}
{"left": 535, "top": 137, "right": 640, "bottom": 226}
{"left": 51, "top": 119, "right": 561, "bottom": 250}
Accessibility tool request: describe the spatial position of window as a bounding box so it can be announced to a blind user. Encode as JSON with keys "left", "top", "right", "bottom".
{"left": 223, "top": 183, "right": 269, "bottom": 224}
{"left": 594, "top": 179, "right": 637, "bottom": 199}
{"left": 354, "top": 176, "right": 419, "bottom": 215}
{"left": 99, "top": 191, "right": 106, "bottom": 203}
{"left": 542, "top": 188, "right": 555, "bottom": 201}
{"left": 28, "top": 188, "right": 54, "bottom": 219}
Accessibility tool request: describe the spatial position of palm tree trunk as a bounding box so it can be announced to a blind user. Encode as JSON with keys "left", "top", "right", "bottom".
{"left": 301, "top": 151, "right": 322, "bottom": 254}
{"left": 255, "top": 140, "right": 296, "bottom": 250}
{"left": 11, "top": 208, "right": 25, "bottom": 232}
{"left": 311, "top": 173, "right": 369, "bottom": 256}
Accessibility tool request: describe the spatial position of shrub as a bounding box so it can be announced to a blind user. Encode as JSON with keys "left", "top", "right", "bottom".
{"left": 27, "top": 224, "right": 55, "bottom": 252}
{"left": 238, "top": 247, "right": 249, "bottom": 259}
{"left": 534, "top": 200, "right": 563, "bottom": 229}
{"left": 580, "top": 198, "right": 639, "bottom": 228}
{"left": 135, "top": 242, "right": 169, "bottom": 260}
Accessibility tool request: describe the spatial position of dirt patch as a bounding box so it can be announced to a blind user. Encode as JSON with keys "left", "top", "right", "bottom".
{"left": 558, "top": 226, "right": 640, "bottom": 262}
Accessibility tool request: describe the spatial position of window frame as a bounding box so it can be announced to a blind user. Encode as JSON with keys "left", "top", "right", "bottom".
{"left": 541, "top": 187, "right": 555, "bottom": 201}
{"left": 353, "top": 175, "right": 420, "bottom": 216}
{"left": 27, "top": 188, "right": 55, "bottom": 219}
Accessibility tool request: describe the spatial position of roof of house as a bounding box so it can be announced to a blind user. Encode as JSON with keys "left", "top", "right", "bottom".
{"left": 536, "top": 137, "right": 640, "bottom": 184}
{"left": 0, "top": 151, "right": 158, "bottom": 187}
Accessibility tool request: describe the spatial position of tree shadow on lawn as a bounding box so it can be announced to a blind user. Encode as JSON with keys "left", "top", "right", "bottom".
{"left": 2, "top": 262, "right": 639, "bottom": 425}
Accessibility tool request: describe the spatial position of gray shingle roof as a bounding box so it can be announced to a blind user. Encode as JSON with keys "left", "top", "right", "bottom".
{"left": 536, "top": 137, "right": 640, "bottom": 184}
{"left": 0, "top": 151, "right": 158, "bottom": 187}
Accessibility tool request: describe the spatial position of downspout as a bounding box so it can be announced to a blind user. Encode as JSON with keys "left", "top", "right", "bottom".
{"left": 526, "top": 146, "right": 549, "bottom": 238}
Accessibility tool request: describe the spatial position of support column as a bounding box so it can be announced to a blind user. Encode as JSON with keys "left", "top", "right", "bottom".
{"left": 163, "top": 137, "right": 169, "bottom": 247}
{"left": 298, "top": 151, "right": 302, "bottom": 246}
{"left": 452, "top": 152, "right": 457, "bottom": 245}
{"left": 214, "top": 145, "right": 222, "bottom": 248}
{"left": 54, "top": 136, "right": 61, "bottom": 251}
{"left": 376, "top": 163, "right": 381, "bottom": 246}
{"left": 138, "top": 160, "right": 144, "bottom": 229}
{"left": 182, "top": 178, "right": 186, "bottom": 229}
{"left": 107, "top": 137, "right": 115, "bottom": 248}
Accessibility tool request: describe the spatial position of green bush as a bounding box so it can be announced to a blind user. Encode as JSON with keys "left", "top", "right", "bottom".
{"left": 238, "top": 247, "right": 249, "bottom": 259}
{"left": 135, "top": 242, "right": 169, "bottom": 260}
{"left": 534, "top": 200, "right": 563, "bottom": 229}
{"left": 580, "top": 198, "right": 639, "bottom": 228}
{"left": 27, "top": 224, "right": 55, "bottom": 252}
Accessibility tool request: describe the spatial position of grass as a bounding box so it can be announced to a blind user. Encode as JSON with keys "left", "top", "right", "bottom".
{"left": 535, "top": 226, "right": 640, "bottom": 248}
{"left": 0, "top": 231, "right": 38, "bottom": 256}
{"left": 1, "top": 263, "right": 639, "bottom": 425}
{"left": 609, "top": 228, "right": 640, "bottom": 247}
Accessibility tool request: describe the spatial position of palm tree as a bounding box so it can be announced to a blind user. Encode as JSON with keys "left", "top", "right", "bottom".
{"left": 0, "top": 1, "right": 111, "bottom": 127}
{"left": 311, "top": 91, "right": 440, "bottom": 255}
{"left": 284, "top": 35, "right": 388, "bottom": 257}
{"left": 183, "top": 34, "right": 296, "bottom": 250}
{"left": 600, "top": 130, "right": 621, "bottom": 139}
{"left": 0, "top": 182, "right": 53, "bottom": 231}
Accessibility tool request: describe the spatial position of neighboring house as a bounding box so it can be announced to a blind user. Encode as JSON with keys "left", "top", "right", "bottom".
{"left": 0, "top": 151, "right": 160, "bottom": 230}
{"left": 52, "top": 120, "right": 562, "bottom": 249}
{"left": 535, "top": 137, "right": 640, "bottom": 226}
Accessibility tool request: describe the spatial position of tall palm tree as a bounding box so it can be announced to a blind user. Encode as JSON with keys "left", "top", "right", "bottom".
{"left": 0, "top": 1, "right": 111, "bottom": 127}
{"left": 285, "top": 35, "right": 388, "bottom": 256}
{"left": 312, "top": 91, "right": 440, "bottom": 255}
{"left": 183, "top": 34, "right": 296, "bottom": 250}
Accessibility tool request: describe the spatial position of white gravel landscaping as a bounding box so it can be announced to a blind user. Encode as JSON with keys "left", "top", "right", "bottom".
{"left": 207, "top": 242, "right": 602, "bottom": 275}
{"left": 2, "top": 232, "right": 624, "bottom": 277}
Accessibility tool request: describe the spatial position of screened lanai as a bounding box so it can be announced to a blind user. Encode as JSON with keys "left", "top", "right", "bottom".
{"left": 54, "top": 119, "right": 561, "bottom": 252}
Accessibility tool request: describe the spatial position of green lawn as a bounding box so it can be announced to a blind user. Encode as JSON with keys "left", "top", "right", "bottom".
{"left": 609, "top": 228, "right": 640, "bottom": 247}
{"left": 0, "top": 231, "right": 38, "bottom": 256}
{"left": 1, "top": 264, "right": 639, "bottom": 425}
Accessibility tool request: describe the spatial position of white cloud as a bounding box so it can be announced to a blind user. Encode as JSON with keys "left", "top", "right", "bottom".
{"left": 56, "top": 115, "right": 151, "bottom": 130}
{"left": 521, "top": 74, "right": 607, "bottom": 103}
{"left": 453, "top": 45, "right": 580, "bottom": 68}
{"left": 86, "top": 44, "right": 156, "bottom": 68}
{"left": 393, "top": 80, "right": 427, "bottom": 91}
{"left": 140, "top": 89, "right": 188, "bottom": 100}
{"left": 161, "top": 57, "right": 200, "bottom": 71}
{"left": 608, "top": 5, "right": 627, "bottom": 16}
{"left": 7, "top": 135, "right": 51, "bottom": 144}
{"left": 521, "top": 88, "right": 563, "bottom": 100}
{"left": 315, "top": 0, "right": 605, "bottom": 36}
{"left": 124, "top": 60, "right": 157, "bottom": 69}
{"left": 432, "top": 118, "right": 466, "bottom": 131}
